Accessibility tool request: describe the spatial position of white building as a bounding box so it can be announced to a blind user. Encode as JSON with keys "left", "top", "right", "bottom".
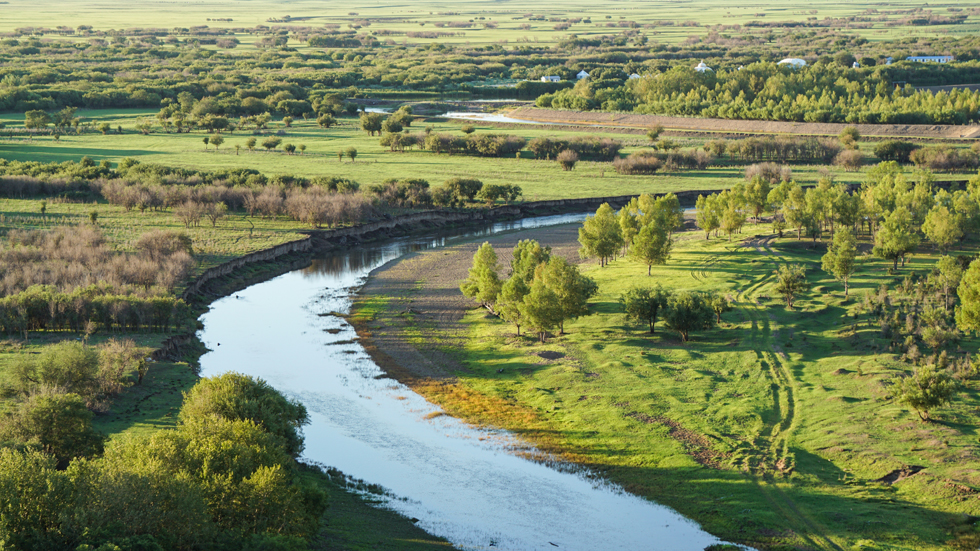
{"left": 628, "top": 73, "right": 641, "bottom": 79}
{"left": 576, "top": 70, "right": 590, "bottom": 80}
{"left": 906, "top": 55, "right": 954, "bottom": 63}
{"left": 694, "top": 61, "right": 712, "bottom": 72}
{"left": 778, "top": 58, "right": 807, "bottom": 68}
{"left": 852, "top": 61, "right": 860, "bottom": 69}
{"left": 540, "top": 75, "right": 561, "bottom": 82}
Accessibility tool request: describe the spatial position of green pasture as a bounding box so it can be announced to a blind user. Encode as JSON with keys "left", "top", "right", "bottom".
{"left": 0, "top": 0, "right": 975, "bottom": 48}
{"left": 417, "top": 222, "right": 980, "bottom": 549}
{"left": 0, "top": 110, "right": 969, "bottom": 202}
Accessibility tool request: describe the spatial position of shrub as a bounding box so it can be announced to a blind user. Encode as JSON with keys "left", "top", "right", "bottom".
{"left": 834, "top": 149, "right": 864, "bottom": 171}
{"left": 745, "top": 162, "right": 791, "bottom": 184}
{"left": 874, "top": 140, "right": 916, "bottom": 163}
{"left": 557, "top": 149, "right": 579, "bottom": 171}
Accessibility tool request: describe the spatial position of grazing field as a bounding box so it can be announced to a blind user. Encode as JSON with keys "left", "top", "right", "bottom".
{"left": 3, "top": 0, "right": 977, "bottom": 47}
{"left": 354, "top": 218, "right": 980, "bottom": 550}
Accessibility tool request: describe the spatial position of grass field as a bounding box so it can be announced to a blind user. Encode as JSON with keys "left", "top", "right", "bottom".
{"left": 0, "top": 109, "right": 972, "bottom": 202}
{"left": 358, "top": 220, "right": 980, "bottom": 550}
{"left": 2, "top": 0, "right": 976, "bottom": 47}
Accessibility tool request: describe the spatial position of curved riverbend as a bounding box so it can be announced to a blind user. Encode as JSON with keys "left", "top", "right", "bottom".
{"left": 197, "top": 214, "right": 726, "bottom": 551}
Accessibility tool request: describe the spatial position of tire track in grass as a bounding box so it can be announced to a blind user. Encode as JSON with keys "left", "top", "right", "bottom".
{"left": 736, "top": 236, "right": 844, "bottom": 551}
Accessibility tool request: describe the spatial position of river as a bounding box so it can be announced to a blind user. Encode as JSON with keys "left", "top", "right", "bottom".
{"left": 197, "top": 213, "right": 727, "bottom": 551}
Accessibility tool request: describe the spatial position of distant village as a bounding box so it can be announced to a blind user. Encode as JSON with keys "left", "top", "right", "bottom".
{"left": 538, "top": 55, "right": 955, "bottom": 82}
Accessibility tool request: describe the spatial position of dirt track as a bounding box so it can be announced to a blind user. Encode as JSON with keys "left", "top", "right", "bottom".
{"left": 509, "top": 107, "right": 980, "bottom": 139}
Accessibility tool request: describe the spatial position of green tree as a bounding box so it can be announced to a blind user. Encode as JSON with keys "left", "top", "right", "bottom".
{"left": 510, "top": 239, "right": 551, "bottom": 284}
{"left": 618, "top": 199, "right": 641, "bottom": 255}
{"left": 663, "top": 291, "right": 716, "bottom": 342}
{"left": 839, "top": 125, "right": 860, "bottom": 149}
{"left": 460, "top": 242, "right": 503, "bottom": 314}
{"left": 24, "top": 109, "right": 51, "bottom": 130}
{"left": 629, "top": 222, "right": 672, "bottom": 275}
{"left": 578, "top": 203, "right": 623, "bottom": 267}
{"left": 498, "top": 276, "right": 529, "bottom": 336}
{"left": 619, "top": 285, "right": 670, "bottom": 333}
{"left": 956, "top": 259, "right": 980, "bottom": 333}
{"left": 11, "top": 341, "right": 100, "bottom": 399}
{"left": 345, "top": 146, "right": 358, "bottom": 162}
{"left": 360, "top": 112, "right": 383, "bottom": 136}
{"left": 0, "top": 392, "right": 104, "bottom": 466}
{"left": 178, "top": 373, "right": 310, "bottom": 457}
{"left": 261, "top": 137, "right": 281, "bottom": 151}
{"left": 646, "top": 124, "right": 663, "bottom": 142}
{"left": 935, "top": 255, "right": 964, "bottom": 311}
{"left": 695, "top": 194, "right": 720, "bottom": 239}
{"left": 707, "top": 292, "right": 733, "bottom": 323}
{"left": 317, "top": 113, "right": 336, "bottom": 128}
{"left": 922, "top": 205, "right": 963, "bottom": 254}
{"left": 538, "top": 256, "right": 598, "bottom": 335}
{"left": 744, "top": 177, "right": 771, "bottom": 220}
{"left": 892, "top": 364, "right": 957, "bottom": 421}
{"left": 209, "top": 134, "right": 224, "bottom": 150}
{"left": 381, "top": 117, "right": 403, "bottom": 134}
{"left": 773, "top": 264, "right": 808, "bottom": 308}
{"left": 520, "top": 277, "right": 562, "bottom": 342}
{"left": 873, "top": 207, "right": 919, "bottom": 269}
{"left": 245, "top": 137, "right": 257, "bottom": 151}
{"left": 202, "top": 136, "right": 210, "bottom": 149}
{"left": 821, "top": 227, "right": 858, "bottom": 296}
{"left": 283, "top": 143, "right": 296, "bottom": 155}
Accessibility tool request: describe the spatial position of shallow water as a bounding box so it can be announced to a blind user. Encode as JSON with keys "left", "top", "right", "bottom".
{"left": 197, "top": 213, "right": 725, "bottom": 551}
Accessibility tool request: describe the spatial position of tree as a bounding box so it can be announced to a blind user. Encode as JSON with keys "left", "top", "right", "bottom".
{"left": 839, "top": 126, "right": 861, "bottom": 149}
{"left": 935, "top": 256, "right": 964, "bottom": 311}
{"left": 317, "top": 113, "right": 336, "bottom": 128}
{"left": 578, "top": 203, "right": 623, "bottom": 267}
{"left": 98, "top": 122, "right": 111, "bottom": 135}
{"left": 663, "top": 291, "right": 715, "bottom": 342}
{"left": 922, "top": 205, "right": 963, "bottom": 254}
{"left": 245, "top": 137, "right": 256, "bottom": 151}
{"left": 261, "top": 137, "right": 282, "bottom": 151}
{"left": 202, "top": 136, "right": 210, "bottom": 149}
{"left": 510, "top": 239, "right": 551, "bottom": 284}
{"left": 695, "top": 194, "right": 720, "bottom": 239}
{"left": 956, "top": 260, "right": 980, "bottom": 333}
{"left": 773, "top": 264, "right": 808, "bottom": 308}
{"left": 283, "top": 143, "right": 296, "bottom": 155}
{"left": 282, "top": 116, "right": 293, "bottom": 128}
{"left": 298, "top": 144, "right": 306, "bottom": 155}
{"left": 11, "top": 341, "right": 100, "bottom": 399}
{"left": 24, "top": 110, "right": 52, "bottom": 130}
{"left": 821, "top": 227, "right": 858, "bottom": 296}
{"left": 498, "top": 276, "right": 529, "bottom": 336}
{"left": 345, "top": 146, "right": 357, "bottom": 162}
{"left": 461, "top": 124, "right": 475, "bottom": 134}
{"left": 445, "top": 178, "right": 483, "bottom": 203}
{"left": 360, "top": 112, "right": 383, "bottom": 136}
{"left": 744, "top": 177, "right": 771, "bottom": 220}
{"left": 460, "top": 242, "right": 502, "bottom": 314}
{"left": 619, "top": 285, "right": 670, "bottom": 333}
{"left": 178, "top": 373, "right": 310, "bottom": 457}
{"left": 873, "top": 207, "right": 919, "bottom": 269}
{"left": 538, "top": 256, "right": 598, "bottom": 335}
{"left": 521, "top": 278, "right": 562, "bottom": 343}
{"left": 209, "top": 134, "right": 224, "bottom": 150}
{"left": 0, "top": 392, "right": 104, "bottom": 466}
{"left": 618, "top": 200, "right": 641, "bottom": 255}
{"left": 646, "top": 124, "right": 664, "bottom": 142}
{"left": 707, "top": 292, "right": 732, "bottom": 323}
{"left": 381, "top": 117, "right": 403, "bottom": 134}
{"left": 892, "top": 364, "right": 957, "bottom": 421}
{"left": 629, "top": 221, "right": 672, "bottom": 275}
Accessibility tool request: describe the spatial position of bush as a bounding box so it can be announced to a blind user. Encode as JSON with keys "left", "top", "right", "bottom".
{"left": 613, "top": 151, "right": 663, "bottom": 175}
{"left": 745, "top": 162, "right": 792, "bottom": 184}
{"left": 874, "top": 140, "right": 917, "bottom": 163}
{"left": 834, "top": 149, "right": 864, "bottom": 171}
{"left": 909, "top": 146, "right": 979, "bottom": 172}
{"left": 557, "top": 149, "right": 579, "bottom": 171}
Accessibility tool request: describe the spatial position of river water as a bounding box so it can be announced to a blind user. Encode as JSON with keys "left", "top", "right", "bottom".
{"left": 197, "top": 213, "right": 726, "bottom": 551}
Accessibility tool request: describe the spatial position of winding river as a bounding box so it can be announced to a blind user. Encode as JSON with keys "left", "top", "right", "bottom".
{"left": 197, "top": 214, "right": 726, "bottom": 551}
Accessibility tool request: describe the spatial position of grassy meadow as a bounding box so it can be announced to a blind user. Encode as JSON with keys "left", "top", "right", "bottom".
{"left": 2, "top": 0, "right": 977, "bottom": 47}
{"left": 380, "top": 221, "right": 980, "bottom": 550}
{"left": 0, "top": 109, "right": 972, "bottom": 202}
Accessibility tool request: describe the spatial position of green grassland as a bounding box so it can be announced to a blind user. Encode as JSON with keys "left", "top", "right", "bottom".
{"left": 2, "top": 0, "right": 977, "bottom": 47}
{"left": 0, "top": 109, "right": 971, "bottom": 201}
{"left": 403, "top": 223, "right": 980, "bottom": 550}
